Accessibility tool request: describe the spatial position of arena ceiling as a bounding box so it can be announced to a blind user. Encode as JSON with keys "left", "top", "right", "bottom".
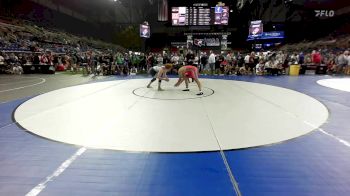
{"left": 33, "top": 0, "right": 349, "bottom": 27}
{"left": 2, "top": 0, "right": 347, "bottom": 45}
{"left": 44, "top": 0, "right": 158, "bottom": 24}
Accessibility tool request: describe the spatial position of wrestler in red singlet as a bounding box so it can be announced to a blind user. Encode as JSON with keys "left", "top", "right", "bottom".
{"left": 175, "top": 65, "right": 203, "bottom": 95}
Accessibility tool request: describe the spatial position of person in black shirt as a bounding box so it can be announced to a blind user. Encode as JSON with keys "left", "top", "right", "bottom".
{"left": 200, "top": 53, "right": 208, "bottom": 73}
{"left": 53, "top": 56, "right": 59, "bottom": 69}
{"left": 186, "top": 50, "right": 195, "bottom": 65}
{"left": 219, "top": 55, "right": 225, "bottom": 74}
{"left": 19, "top": 54, "right": 27, "bottom": 65}
{"left": 33, "top": 54, "right": 40, "bottom": 65}
{"left": 139, "top": 55, "right": 146, "bottom": 72}
{"left": 215, "top": 55, "right": 224, "bottom": 75}
{"left": 237, "top": 53, "right": 244, "bottom": 67}
{"left": 163, "top": 54, "right": 170, "bottom": 64}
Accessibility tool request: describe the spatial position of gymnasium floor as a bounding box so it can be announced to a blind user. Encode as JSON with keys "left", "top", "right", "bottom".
{"left": 0, "top": 74, "right": 350, "bottom": 196}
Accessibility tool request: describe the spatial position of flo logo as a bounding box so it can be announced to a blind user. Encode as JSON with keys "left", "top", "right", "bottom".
{"left": 315, "top": 10, "right": 335, "bottom": 17}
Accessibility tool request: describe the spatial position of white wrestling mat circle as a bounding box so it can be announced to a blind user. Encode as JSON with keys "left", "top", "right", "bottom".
{"left": 317, "top": 78, "right": 350, "bottom": 92}
{"left": 14, "top": 79, "right": 328, "bottom": 152}
{"left": 133, "top": 86, "right": 214, "bottom": 100}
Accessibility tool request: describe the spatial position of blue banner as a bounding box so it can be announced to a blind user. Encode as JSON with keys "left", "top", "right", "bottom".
{"left": 247, "top": 31, "right": 285, "bottom": 41}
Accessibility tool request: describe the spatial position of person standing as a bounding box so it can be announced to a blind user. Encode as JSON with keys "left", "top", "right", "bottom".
{"left": 311, "top": 50, "right": 322, "bottom": 65}
{"left": 336, "top": 50, "right": 348, "bottom": 74}
{"left": 186, "top": 50, "right": 195, "bottom": 65}
{"left": 298, "top": 52, "right": 305, "bottom": 65}
{"left": 0, "top": 52, "right": 5, "bottom": 67}
{"left": 200, "top": 52, "right": 208, "bottom": 73}
{"left": 208, "top": 51, "right": 216, "bottom": 75}
{"left": 346, "top": 51, "right": 350, "bottom": 75}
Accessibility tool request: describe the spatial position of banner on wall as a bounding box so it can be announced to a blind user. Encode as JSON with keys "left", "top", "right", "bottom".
{"left": 140, "top": 24, "right": 150, "bottom": 38}
{"left": 186, "top": 33, "right": 231, "bottom": 49}
{"left": 247, "top": 31, "right": 285, "bottom": 41}
{"left": 249, "top": 20, "right": 263, "bottom": 38}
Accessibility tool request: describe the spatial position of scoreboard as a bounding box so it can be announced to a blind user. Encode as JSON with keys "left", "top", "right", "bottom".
{"left": 171, "top": 6, "right": 229, "bottom": 26}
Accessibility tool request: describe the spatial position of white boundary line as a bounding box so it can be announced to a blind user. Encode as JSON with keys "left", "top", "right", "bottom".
{"left": 0, "top": 78, "right": 46, "bottom": 93}
{"left": 0, "top": 95, "right": 36, "bottom": 105}
{"left": 0, "top": 78, "right": 40, "bottom": 86}
{"left": 199, "top": 98, "right": 242, "bottom": 196}
{"left": 318, "top": 129, "right": 350, "bottom": 147}
{"left": 304, "top": 120, "right": 350, "bottom": 148}
{"left": 25, "top": 147, "right": 86, "bottom": 196}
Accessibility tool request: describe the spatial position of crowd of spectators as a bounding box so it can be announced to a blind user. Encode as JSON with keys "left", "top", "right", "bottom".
{"left": 0, "top": 18, "right": 125, "bottom": 74}
{"left": 2, "top": 47, "right": 350, "bottom": 76}
{"left": 141, "top": 48, "right": 350, "bottom": 76}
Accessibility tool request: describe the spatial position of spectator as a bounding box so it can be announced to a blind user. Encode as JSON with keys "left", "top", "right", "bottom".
{"left": 157, "top": 54, "right": 163, "bottom": 66}
{"left": 200, "top": 52, "right": 208, "bottom": 73}
{"left": 336, "top": 50, "right": 348, "bottom": 74}
{"left": 139, "top": 54, "right": 146, "bottom": 72}
{"left": 327, "top": 59, "right": 337, "bottom": 74}
{"left": 247, "top": 52, "right": 256, "bottom": 74}
{"left": 186, "top": 50, "right": 195, "bottom": 65}
{"left": 244, "top": 53, "right": 250, "bottom": 64}
{"left": 12, "top": 63, "right": 23, "bottom": 74}
{"left": 298, "top": 52, "right": 305, "bottom": 64}
{"left": 162, "top": 53, "right": 170, "bottom": 64}
{"left": 208, "top": 51, "right": 216, "bottom": 75}
{"left": 237, "top": 52, "right": 244, "bottom": 69}
{"left": 219, "top": 54, "right": 226, "bottom": 75}
{"left": 256, "top": 59, "right": 265, "bottom": 75}
{"left": 311, "top": 50, "right": 322, "bottom": 65}
{"left": 289, "top": 52, "right": 299, "bottom": 65}
{"left": 346, "top": 51, "right": 350, "bottom": 75}
{"left": 0, "top": 52, "right": 4, "bottom": 65}
{"left": 178, "top": 54, "right": 185, "bottom": 67}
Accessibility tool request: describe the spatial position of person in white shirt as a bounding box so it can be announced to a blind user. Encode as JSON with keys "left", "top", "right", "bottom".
{"left": 346, "top": 51, "right": 350, "bottom": 66}
{"left": 193, "top": 56, "right": 199, "bottom": 67}
{"left": 289, "top": 53, "right": 299, "bottom": 65}
{"left": 276, "top": 51, "right": 284, "bottom": 65}
{"left": 0, "top": 53, "right": 4, "bottom": 65}
{"left": 336, "top": 50, "right": 348, "bottom": 74}
{"left": 208, "top": 51, "right": 216, "bottom": 75}
{"left": 171, "top": 53, "right": 179, "bottom": 65}
{"left": 346, "top": 51, "right": 350, "bottom": 74}
{"left": 157, "top": 54, "right": 163, "bottom": 66}
{"left": 256, "top": 59, "right": 265, "bottom": 75}
{"left": 244, "top": 54, "right": 250, "bottom": 64}
{"left": 147, "top": 64, "right": 173, "bottom": 91}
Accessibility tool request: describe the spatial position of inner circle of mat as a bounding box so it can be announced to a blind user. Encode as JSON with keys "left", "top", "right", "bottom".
{"left": 133, "top": 86, "right": 214, "bottom": 100}
{"left": 14, "top": 79, "right": 328, "bottom": 152}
